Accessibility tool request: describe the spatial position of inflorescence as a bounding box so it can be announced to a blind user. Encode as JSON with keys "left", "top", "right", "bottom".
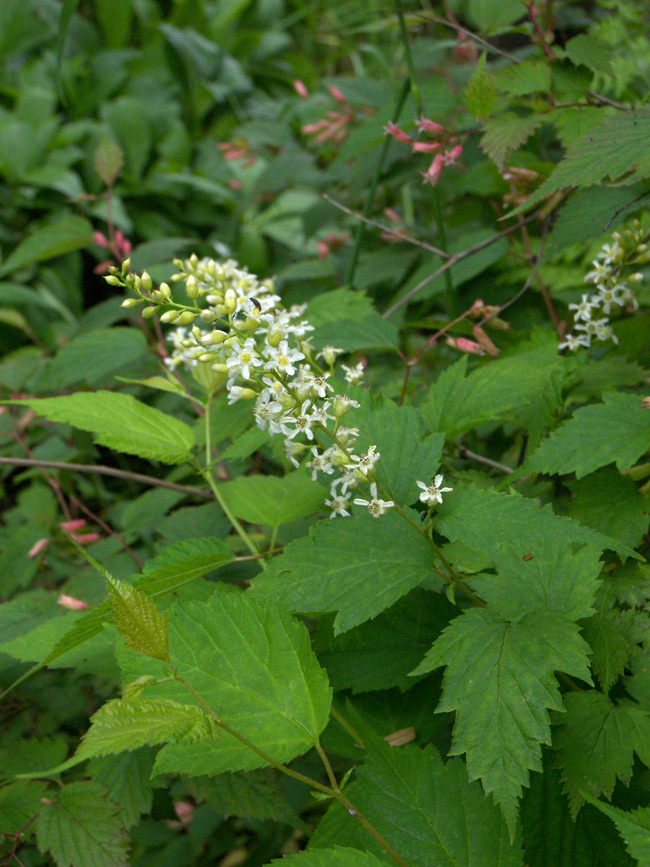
{"left": 559, "top": 224, "right": 647, "bottom": 352}
{"left": 108, "top": 256, "right": 453, "bottom": 519}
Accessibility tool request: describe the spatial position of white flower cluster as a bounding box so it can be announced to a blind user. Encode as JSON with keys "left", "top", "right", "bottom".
{"left": 158, "top": 256, "right": 392, "bottom": 519}
{"left": 559, "top": 231, "right": 642, "bottom": 352}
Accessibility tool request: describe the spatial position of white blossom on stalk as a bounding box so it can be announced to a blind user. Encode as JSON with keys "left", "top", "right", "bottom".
{"left": 417, "top": 475, "right": 453, "bottom": 508}
{"left": 284, "top": 439, "right": 306, "bottom": 468}
{"left": 592, "top": 285, "right": 624, "bottom": 315}
{"left": 226, "top": 338, "right": 262, "bottom": 380}
{"left": 342, "top": 362, "right": 365, "bottom": 385}
{"left": 283, "top": 400, "right": 317, "bottom": 441}
{"left": 568, "top": 294, "right": 599, "bottom": 322}
{"left": 585, "top": 260, "right": 612, "bottom": 285}
{"left": 354, "top": 483, "right": 394, "bottom": 517}
{"left": 349, "top": 444, "right": 381, "bottom": 477}
{"left": 307, "top": 447, "right": 334, "bottom": 481}
{"left": 559, "top": 333, "right": 590, "bottom": 352}
{"left": 310, "top": 373, "right": 334, "bottom": 399}
{"left": 263, "top": 340, "right": 304, "bottom": 376}
{"left": 325, "top": 492, "right": 351, "bottom": 518}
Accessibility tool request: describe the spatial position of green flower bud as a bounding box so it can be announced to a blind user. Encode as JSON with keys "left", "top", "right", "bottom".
{"left": 176, "top": 311, "right": 196, "bottom": 325}
{"left": 211, "top": 363, "right": 229, "bottom": 374}
{"left": 160, "top": 310, "right": 179, "bottom": 323}
{"left": 200, "top": 309, "right": 217, "bottom": 322}
{"left": 142, "top": 306, "right": 157, "bottom": 318}
{"left": 278, "top": 391, "right": 296, "bottom": 409}
{"left": 121, "top": 257, "right": 131, "bottom": 274}
{"left": 267, "top": 324, "right": 284, "bottom": 347}
{"left": 224, "top": 288, "right": 237, "bottom": 314}
{"left": 159, "top": 282, "right": 172, "bottom": 300}
{"left": 120, "top": 297, "right": 140, "bottom": 308}
{"left": 201, "top": 331, "right": 227, "bottom": 346}
{"left": 141, "top": 271, "right": 152, "bottom": 292}
{"left": 186, "top": 275, "right": 199, "bottom": 299}
{"left": 105, "top": 275, "right": 123, "bottom": 286}
{"left": 330, "top": 448, "right": 349, "bottom": 467}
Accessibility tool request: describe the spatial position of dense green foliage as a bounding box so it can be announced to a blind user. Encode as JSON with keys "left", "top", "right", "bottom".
{"left": 2, "top": 1, "right": 650, "bottom": 865}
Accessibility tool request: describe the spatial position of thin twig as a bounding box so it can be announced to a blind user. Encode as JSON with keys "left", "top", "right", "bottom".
{"left": 382, "top": 213, "right": 538, "bottom": 318}
{"left": 587, "top": 91, "right": 631, "bottom": 111}
{"left": 0, "top": 457, "right": 211, "bottom": 498}
{"left": 458, "top": 445, "right": 514, "bottom": 475}
{"left": 323, "top": 194, "right": 450, "bottom": 258}
{"left": 414, "top": 12, "right": 522, "bottom": 63}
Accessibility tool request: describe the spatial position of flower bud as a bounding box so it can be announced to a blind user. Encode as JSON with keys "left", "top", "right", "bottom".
{"left": 206, "top": 293, "right": 221, "bottom": 305}
{"left": 267, "top": 324, "right": 284, "bottom": 347}
{"left": 57, "top": 594, "right": 88, "bottom": 610}
{"left": 142, "top": 306, "right": 157, "bottom": 318}
{"left": 200, "top": 309, "right": 217, "bottom": 322}
{"left": 201, "top": 330, "right": 227, "bottom": 346}
{"left": 629, "top": 272, "right": 645, "bottom": 283}
{"left": 186, "top": 275, "right": 199, "bottom": 299}
{"left": 330, "top": 448, "right": 349, "bottom": 467}
{"left": 105, "top": 275, "right": 123, "bottom": 286}
{"left": 159, "top": 282, "right": 172, "bottom": 300}
{"left": 224, "top": 288, "right": 238, "bottom": 314}
{"left": 121, "top": 257, "right": 131, "bottom": 274}
{"left": 160, "top": 310, "right": 180, "bottom": 324}
{"left": 141, "top": 271, "right": 152, "bottom": 292}
{"left": 278, "top": 391, "right": 296, "bottom": 409}
{"left": 176, "top": 311, "right": 196, "bottom": 325}
{"left": 211, "top": 363, "right": 229, "bottom": 374}
{"left": 121, "top": 297, "right": 140, "bottom": 308}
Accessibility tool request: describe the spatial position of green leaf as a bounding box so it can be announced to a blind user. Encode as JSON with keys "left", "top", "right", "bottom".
{"left": 564, "top": 35, "right": 613, "bottom": 75}
{"left": 565, "top": 469, "right": 650, "bottom": 550}
{"left": 219, "top": 470, "right": 326, "bottom": 527}
{"left": 411, "top": 608, "right": 592, "bottom": 835}
{"left": 151, "top": 588, "right": 331, "bottom": 776}
{"left": 0, "top": 214, "right": 94, "bottom": 277}
{"left": 6, "top": 391, "right": 196, "bottom": 465}
{"left": 554, "top": 692, "right": 650, "bottom": 817}
{"left": 480, "top": 113, "right": 546, "bottom": 170}
{"left": 494, "top": 59, "right": 551, "bottom": 96}
{"left": 189, "top": 769, "right": 303, "bottom": 827}
{"left": 313, "top": 590, "right": 456, "bottom": 693}
{"left": 88, "top": 749, "right": 154, "bottom": 829}
{"left": 311, "top": 724, "right": 522, "bottom": 866}
{"left": 0, "top": 737, "right": 68, "bottom": 782}
{"left": 475, "top": 539, "right": 602, "bottom": 621}
{"left": 0, "top": 781, "right": 47, "bottom": 834}
{"left": 434, "top": 484, "right": 636, "bottom": 563}
{"left": 522, "top": 392, "right": 650, "bottom": 480}
{"left": 74, "top": 698, "right": 218, "bottom": 762}
{"left": 251, "top": 510, "right": 439, "bottom": 634}
{"left": 218, "top": 426, "right": 270, "bottom": 462}
{"left": 421, "top": 343, "right": 565, "bottom": 439}
{"left": 464, "top": 53, "right": 496, "bottom": 121}
{"left": 584, "top": 795, "right": 650, "bottom": 866}
{"left": 467, "top": 0, "right": 524, "bottom": 31}
{"left": 510, "top": 109, "right": 650, "bottom": 215}
{"left": 582, "top": 611, "right": 640, "bottom": 694}
{"left": 36, "top": 781, "right": 130, "bottom": 867}
{"left": 273, "top": 850, "right": 387, "bottom": 867}
{"left": 107, "top": 576, "right": 169, "bottom": 662}
{"left": 312, "top": 312, "right": 399, "bottom": 352}
{"left": 34, "top": 328, "right": 147, "bottom": 390}
{"left": 44, "top": 538, "right": 233, "bottom": 668}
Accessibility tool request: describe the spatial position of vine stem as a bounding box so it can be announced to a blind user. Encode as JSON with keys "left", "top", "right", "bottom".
{"left": 171, "top": 668, "right": 409, "bottom": 867}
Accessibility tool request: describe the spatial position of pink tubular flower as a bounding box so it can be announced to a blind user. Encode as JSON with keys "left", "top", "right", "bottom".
{"left": 293, "top": 79, "right": 309, "bottom": 97}
{"left": 472, "top": 325, "right": 499, "bottom": 357}
{"left": 93, "top": 231, "right": 109, "bottom": 249}
{"left": 447, "top": 336, "right": 486, "bottom": 355}
{"left": 328, "top": 85, "right": 346, "bottom": 104}
{"left": 418, "top": 117, "right": 446, "bottom": 135}
{"left": 28, "top": 538, "right": 49, "bottom": 559}
{"left": 57, "top": 594, "right": 89, "bottom": 611}
{"left": 60, "top": 519, "right": 87, "bottom": 532}
{"left": 411, "top": 141, "right": 442, "bottom": 153}
{"left": 422, "top": 153, "right": 445, "bottom": 186}
{"left": 71, "top": 532, "right": 102, "bottom": 545}
{"left": 384, "top": 122, "right": 414, "bottom": 145}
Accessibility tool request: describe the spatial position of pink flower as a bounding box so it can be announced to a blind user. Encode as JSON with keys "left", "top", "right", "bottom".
{"left": 174, "top": 802, "right": 195, "bottom": 825}
{"left": 384, "top": 122, "right": 414, "bottom": 145}
{"left": 472, "top": 325, "right": 499, "bottom": 357}
{"left": 28, "top": 538, "right": 49, "bottom": 559}
{"left": 328, "top": 85, "right": 346, "bottom": 104}
{"left": 422, "top": 154, "right": 445, "bottom": 186}
{"left": 93, "top": 231, "right": 109, "bottom": 249}
{"left": 293, "top": 79, "right": 309, "bottom": 97}
{"left": 57, "top": 594, "right": 89, "bottom": 611}
{"left": 418, "top": 117, "right": 446, "bottom": 135}
{"left": 60, "top": 519, "right": 87, "bottom": 532}
{"left": 411, "top": 141, "right": 442, "bottom": 153}
{"left": 71, "top": 532, "right": 102, "bottom": 545}
{"left": 447, "top": 336, "right": 486, "bottom": 355}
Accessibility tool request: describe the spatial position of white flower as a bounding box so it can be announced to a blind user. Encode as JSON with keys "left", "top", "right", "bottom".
{"left": 349, "top": 445, "right": 380, "bottom": 477}
{"left": 283, "top": 400, "right": 317, "bottom": 441}
{"left": 307, "top": 447, "right": 334, "bottom": 481}
{"left": 585, "top": 260, "right": 612, "bottom": 285}
{"left": 333, "top": 394, "right": 360, "bottom": 418}
{"left": 354, "top": 483, "right": 394, "bottom": 517}
{"left": 325, "top": 492, "right": 351, "bottom": 518}
{"left": 558, "top": 333, "right": 590, "bottom": 352}
{"left": 310, "top": 401, "right": 334, "bottom": 425}
{"left": 342, "top": 362, "right": 365, "bottom": 385}
{"left": 284, "top": 439, "right": 306, "bottom": 468}
{"left": 226, "top": 337, "right": 262, "bottom": 380}
{"left": 620, "top": 284, "right": 639, "bottom": 310}
{"left": 310, "top": 373, "right": 334, "bottom": 399}
{"left": 592, "top": 285, "right": 624, "bottom": 315}
{"left": 417, "top": 475, "right": 453, "bottom": 508}
{"left": 263, "top": 340, "right": 304, "bottom": 376}
{"left": 594, "top": 321, "right": 619, "bottom": 344}
{"left": 597, "top": 240, "right": 621, "bottom": 265}
{"left": 568, "top": 294, "right": 600, "bottom": 322}
{"left": 317, "top": 345, "right": 343, "bottom": 366}
{"left": 253, "top": 393, "right": 286, "bottom": 433}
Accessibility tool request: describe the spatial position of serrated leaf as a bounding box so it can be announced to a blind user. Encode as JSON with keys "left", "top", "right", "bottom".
{"left": 480, "top": 113, "right": 546, "bottom": 170}
{"left": 311, "top": 723, "right": 522, "bottom": 866}
{"left": 189, "top": 769, "right": 303, "bottom": 827}
{"left": 475, "top": 539, "right": 602, "bottom": 621}
{"left": 523, "top": 392, "right": 650, "bottom": 480}
{"left": 36, "top": 781, "right": 130, "bottom": 867}
{"left": 219, "top": 470, "right": 327, "bottom": 527}
{"left": 554, "top": 692, "right": 650, "bottom": 816}
{"left": 566, "top": 468, "right": 650, "bottom": 550}
{"left": 312, "top": 313, "right": 399, "bottom": 352}
{"left": 88, "top": 749, "right": 154, "bottom": 828}
{"left": 582, "top": 611, "right": 639, "bottom": 694}
{"left": 251, "top": 510, "right": 438, "bottom": 634}
{"left": 313, "top": 590, "right": 456, "bottom": 693}
{"left": 0, "top": 781, "right": 47, "bottom": 834}
{"left": 467, "top": 0, "right": 524, "bottom": 31}
{"left": 74, "top": 697, "right": 218, "bottom": 762}
{"left": 494, "top": 59, "right": 551, "bottom": 96}
{"left": 0, "top": 214, "right": 94, "bottom": 277}
{"left": 218, "top": 426, "right": 270, "bottom": 461}
{"left": 149, "top": 588, "right": 331, "bottom": 776}
{"left": 43, "top": 538, "right": 233, "bottom": 668}
{"left": 274, "top": 849, "right": 387, "bottom": 867}
{"left": 107, "top": 576, "right": 169, "bottom": 661}
{"left": 434, "top": 484, "right": 636, "bottom": 564}
{"left": 564, "top": 35, "right": 613, "bottom": 75}
{"left": 6, "top": 392, "right": 195, "bottom": 465}
{"left": 412, "top": 608, "right": 592, "bottom": 834}
{"left": 584, "top": 795, "right": 650, "bottom": 866}
{"left": 464, "top": 53, "right": 496, "bottom": 121}
{"left": 547, "top": 184, "right": 646, "bottom": 253}
{"left": 0, "top": 737, "right": 67, "bottom": 782}
{"left": 510, "top": 109, "right": 650, "bottom": 215}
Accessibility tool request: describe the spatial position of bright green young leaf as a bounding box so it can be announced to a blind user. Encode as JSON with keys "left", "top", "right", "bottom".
{"left": 565, "top": 469, "right": 650, "bottom": 550}
{"left": 313, "top": 589, "right": 456, "bottom": 693}
{"left": 480, "top": 113, "right": 546, "bottom": 170}
{"left": 36, "top": 781, "right": 130, "bottom": 867}
{"left": 523, "top": 392, "right": 650, "bottom": 480}
{"left": 435, "top": 484, "right": 636, "bottom": 563}
{"left": 87, "top": 749, "right": 154, "bottom": 828}
{"left": 6, "top": 392, "right": 196, "bottom": 465}
{"left": 107, "top": 576, "right": 169, "bottom": 662}
{"left": 311, "top": 724, "right": 522, "bottom": 866}
{"left": 274, "top": 850, "right": 387, "bottom": 867}
{"left": 464, "top": 53, "right": 496, "bottom": 121}
{"left": 0, "top": 214, "right": 94, "bottom": 277}
{"left": 218, "top": 470, "right": 327, "bottom": 527}
{"left": 74, "top": 697, "right": 218, "bottom": 762}
{"left": 251, "top": 510, "right": 439, "bottom": 634}
{"left": 475, "top": 540, "right": 603, "bottom": 621}
{"left": 583, "top": 795, "right": 650, "bottom": 866}
{"left": 34, "top": 328, "right": 147, "bottom": 390}
{"left": 412, "top": 608, "right": 592, "bottom": 834}
{"left": 150, "top": 588, "right": 331, "bottom": 776}
{"left": 510, "top": 109, "right": 650, "bottom": 215}
{"left": 554, "top": 691, "right": 650, "bottom": 817}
